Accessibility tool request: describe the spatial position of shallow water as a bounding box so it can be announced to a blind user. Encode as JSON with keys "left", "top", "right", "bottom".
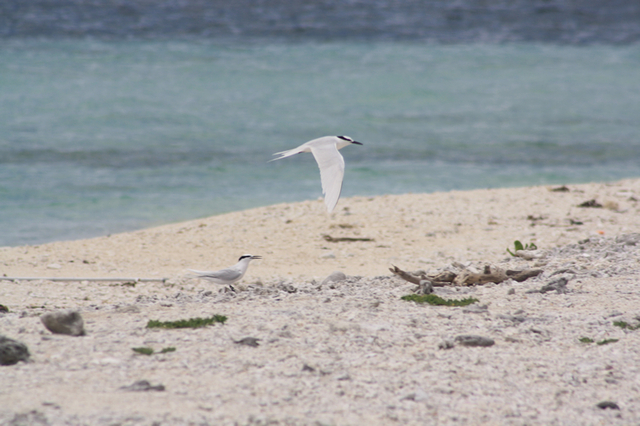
{"left": 1, "top": 39, "right": 639, "bottom": 246}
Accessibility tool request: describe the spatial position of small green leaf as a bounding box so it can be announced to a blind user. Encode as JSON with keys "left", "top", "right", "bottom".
{"left": 596, "top": 339, "right": 619, "bottom": 346}
{"left": 132, "top": 347, "right": 154, "bottom": 355}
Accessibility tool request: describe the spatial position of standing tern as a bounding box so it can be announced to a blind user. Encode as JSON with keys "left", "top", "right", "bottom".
{"left": 270, "top": 135, "right": 363, "bottom": 213}
{"left": 187, "top": 254, "right": 261, "bottom": 291}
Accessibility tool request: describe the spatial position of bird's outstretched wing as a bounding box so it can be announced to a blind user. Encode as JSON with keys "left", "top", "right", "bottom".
{"left": 310, "top": 143, "right": 345, "bottom": 213}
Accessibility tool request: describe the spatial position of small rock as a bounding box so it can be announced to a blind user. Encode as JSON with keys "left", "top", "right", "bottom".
{"left": 438, "top": 339, "right": 455, "bottom": 350}
{"left": 507, "top": 288, "right": 516, "bottom": 295}
{"left": 616, "top": 234, "right": 640, "bottom": 246}
{"left": 8, "top": 410, "right": 49, "bottom": 425}
{"left": 454, "top": 335, "right": 495, "bottom": 347}
{"left": 46, "top": 263, "right": 62, "bottom": 270}
{"left": 40, "top": 310, "right": 86, "bottom": 336}
{"left": 578, "top": 199, "right": 602, "bottom": 208}
{"left": 120, "top": 380, "right": 165, "bottom": 392}
{"left": 416, "top": 280, "right": 433, "bottom": 295}
{"left": 322, "top": 271, "right": 347, "bottom": 286}
{"left": 539, "top": 277, "right": 569, "bottom": 294}
{"left": 320, "top": 252, "right": 336, "bottom": 259}
{"left": 114, "top": 305, "right": 140, "bottom": 314}
{"left": 463, "top": 304, "right": 488, "bottom": 314}
{"left": 596, "top": 401, "right": 620, "bottom": 410}
{"left": 498, "top": 314, "right": 527, "bottom": 324}
{"left": 401, "top": 389, "right": 429, "bottom": 402}
{"left": 514, "top": 250, "right": 544, "bottom": 261}
{"left": 277, "top": 283, "right": 297, "bottom": 293}
{"left": 234, "top": 337, "right": 260, "bottom": 347}
{"left": 0, "top": 335, "right": 30, "bottom": 366}
{"left": 302, "top": 363, "right": 316, "bottom": 372}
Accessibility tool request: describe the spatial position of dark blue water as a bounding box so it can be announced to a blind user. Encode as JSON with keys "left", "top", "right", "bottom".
{"left": 1, "top": 39, "right": 639, "bottom": 246}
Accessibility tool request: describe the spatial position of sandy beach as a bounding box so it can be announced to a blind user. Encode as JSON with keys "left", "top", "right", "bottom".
{"left": 1, "top": 178, "right": 640, "bottom": 425}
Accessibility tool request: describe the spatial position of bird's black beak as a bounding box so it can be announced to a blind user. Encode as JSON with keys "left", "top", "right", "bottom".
{"left": 352, "top": 141, "right": 363, "bottom": 145}
{"left": 251, "top": 255, "right": 262, "bottom": 260}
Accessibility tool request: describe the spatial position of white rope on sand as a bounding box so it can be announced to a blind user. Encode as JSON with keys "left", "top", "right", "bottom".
{"left": 0, "top": 277, "right": 168, "bottom": 283}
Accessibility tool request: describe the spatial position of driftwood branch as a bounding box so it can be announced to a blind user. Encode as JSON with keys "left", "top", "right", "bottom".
{"left": 389, "top": 266, "right": 452, "bottom": 287}
{"left": 390, "top": 264, "right": 543, "bottom": 287}
{"left": 506, "top": 269, "right": 543, "bottom": 282}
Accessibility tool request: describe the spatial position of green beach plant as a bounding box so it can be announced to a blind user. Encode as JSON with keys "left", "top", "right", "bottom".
{"left": 132, "top": 346, "right": 177, "bottom": 355}
{"left": 506, "top": 240, "right": 538, "bottom": 256}
{"left": 596, "top": 339, "right": 619, "bottom": 346}
{"left": 613, "top": 321, "right": 640, "bottom": 330}
{"left": 146, "top": 315, "right": 227, "bottom": 329}
{"left": 132, "top": 347, "right": 155, "bottom": 355}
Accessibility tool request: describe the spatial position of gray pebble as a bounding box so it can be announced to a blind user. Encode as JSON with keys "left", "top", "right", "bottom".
{"left": 120, "top": 380, "right": 165, "bottom": 392}
{"left": 40, "top": 310, "right": 86, "bottom": 336}
{"left": 616, "top": 234, "right": 640, "bottom": 246}
{"left": 0, "top": 335, "right": 30, "bottom": 366}
{"left": 539, "top": 277, "right": 569, "bottom": 294}
{"left": 462, "top": 304, "right": 488, "bottom": 314}
{"left": 417, "top": 280, "right": 433, "bottom": 295}
{"left": 114, "top": 305, "right": 141, "bottom": 314}
{"left": 8, "top": 410, "right": 49, "bottom": 425}
{"left": 596, "top": 401, "right": 620, "bottom": 410}
{"left": 498, "top": 314, "right": 527, "bottom": 324}
{"left": 438, "top": 339, "right": 455, "bottom": 350}
{"left": 234, "top": 337, "right": 260, "bottom": 347}
{"left": 277, "top": 283, "right": 297, "bottom": 293}
{"left": 526, "top": 276, "right": 569, "bottom": 294}
{"left": 454, "top": 335, "right": 495, "bottom": 347}
{"left": 321, "top": 271, "right": 347, "bottom": 286}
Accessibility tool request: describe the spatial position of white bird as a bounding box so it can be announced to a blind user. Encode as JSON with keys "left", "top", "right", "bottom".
{"left": 270, "top": 135, "right": 363, "bottom": 213}
{"left": 187, "top": 254, "right": 261, "bottom": 291}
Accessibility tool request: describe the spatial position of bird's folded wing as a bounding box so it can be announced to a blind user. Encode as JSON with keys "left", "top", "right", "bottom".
{"left": 187, "top": 268, "right": 242, "bottom": 281}
{"left": 310, "top": 144, "right": 345, "bottom": 213}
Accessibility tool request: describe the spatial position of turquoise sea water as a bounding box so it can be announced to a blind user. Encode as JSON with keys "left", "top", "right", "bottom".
{"left": 1, "top": 39, "right": 639, "bottom": 246}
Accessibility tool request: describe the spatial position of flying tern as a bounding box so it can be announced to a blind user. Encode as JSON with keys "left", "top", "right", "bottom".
{"left": 270, "top": 135, "right": 363, "bottom": 213}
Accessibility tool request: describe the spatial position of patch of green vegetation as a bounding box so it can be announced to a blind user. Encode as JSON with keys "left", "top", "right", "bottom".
{"left": 613, "top": 321, "right": 640, "bottom": 330}
{"left": 401, "top": 294, "right": 479, "bottom": 307}
{"left": 596, "top": 339, "right": 619, "bottom": 346}
{"left": 507, "top": 240, "right": 538, "bottom": 256}
{"left": 132, "top": 346, "right": 177, "bottom": 355}
{"left": 146, "top": 315, "right": 227, "bottom": 329}
{"left": 579, "top": 337, "right": 594, "bottom": 343}
{"left": 132, "top": 347, "right": 155, "bottom": 355}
